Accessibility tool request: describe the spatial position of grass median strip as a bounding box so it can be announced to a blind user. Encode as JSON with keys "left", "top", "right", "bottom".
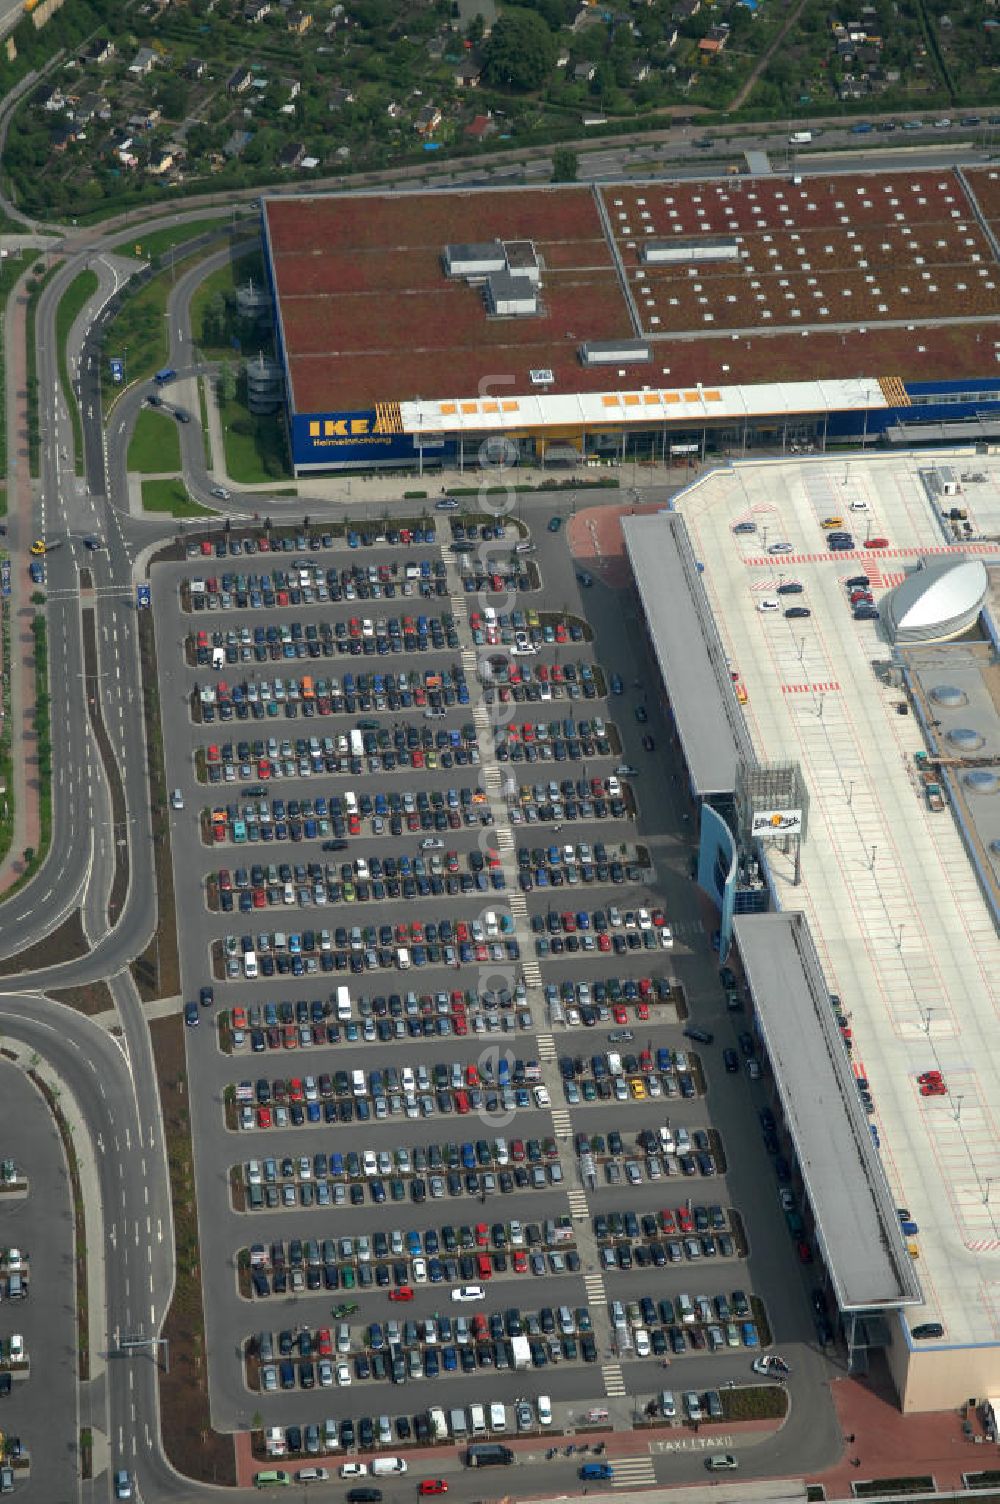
{"left": 127, "top": 408, "right": 182, "bottom": 475}
{"left": 28, "top": 1069, "right": 89, "bottom": 1380}
{"left": 140, "top": 478, "right": 214, "bottom": 518}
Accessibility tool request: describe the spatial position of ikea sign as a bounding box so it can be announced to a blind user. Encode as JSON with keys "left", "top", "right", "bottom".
{"left": 292, "top": 409, "right": 419, "bottom": 468}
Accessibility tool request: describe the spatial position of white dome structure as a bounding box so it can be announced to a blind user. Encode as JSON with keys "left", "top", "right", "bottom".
{"left": 884, "top": 557, "right": 988, "bottom": 644}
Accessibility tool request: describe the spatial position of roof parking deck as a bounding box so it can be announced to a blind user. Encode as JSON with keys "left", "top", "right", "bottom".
{"left": 671, "top": 453, "right": 1000, "bottom": 1356}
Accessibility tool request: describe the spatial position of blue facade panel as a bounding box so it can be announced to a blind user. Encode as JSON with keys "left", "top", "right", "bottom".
{"left": 292, "top": 410, "right": 421, "bottom": 469}
{"left": 697, "top": 804, "right": 738, "bottom": 962}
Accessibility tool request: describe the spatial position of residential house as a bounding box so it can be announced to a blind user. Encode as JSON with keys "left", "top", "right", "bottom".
{"left": 415, "top": 103, "right": 442, "bottom": 134}
{"left": 115, "top": 144, "right": 139, "bottom": 169}
{"left": 127, "top": 106, "right": 162, "bottom": 130}
{"left": 556, "top": 47, "right": 571, "bottom": 66}
{"left": 183, "top": 57, "right": 206, "bottom": 79}
{"left": 280, "top": 75, "right": 300, "bottom": 99}
{"left": 51, "top": 125, "right": 78, "bottom": 152}
{"left": 227, "top": 65, "right": 254, "bottom": 95}
{"left": 464, "top": 112, "right": 497, "bottom": 140}
{"left": 630, "top": 58, "right": 651, "bottom": 81}
{"left": 80, "top": 37, "right": 114, "bottom": 64}
{"left": 223, "top": 128, "right": 252, "bottom": 157}
{"left": 127, "top": 47, "right": 158, "bottom": 75}
{"left": 148, "top": 147, "right": 175, "bottom": 174}
{"left": 71, "top": 92, "right": 105, "bottom": 124}
{"left": 699, "top": 23, "right": 729, "bottom": 53}
{"left": 286, "top": 8, "right": 312, "bottom": 32}
{"left": 244, "top": 0, "right": 270, "bottom": 19}
{"left": 276, "top": 140, "right": 306, "bottom": 168}
{"left": 328, "top": 85, "right": 356, "bottom": 109}
{"left": 573, "top": 61, "right": 597, "bottom": 82}
{"left": 38, "top": 84, "right": 65, "bottom": 111}
{"left": 673, "top": 0, "right": 700, "bottom": 18}
{"left": 454, "top": 53, "right": 482, "bottom": 87}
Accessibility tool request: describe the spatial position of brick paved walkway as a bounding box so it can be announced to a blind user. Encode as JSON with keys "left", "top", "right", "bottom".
{"left": 0, "top": 274, "right": 41, "bottom": 893}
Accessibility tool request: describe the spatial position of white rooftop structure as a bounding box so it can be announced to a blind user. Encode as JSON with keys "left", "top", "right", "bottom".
{"left": 884, "top": 555, "right": 988, "bottom": 643}
{"left": 401, "top": 376, "right": 887, "bottom": 437}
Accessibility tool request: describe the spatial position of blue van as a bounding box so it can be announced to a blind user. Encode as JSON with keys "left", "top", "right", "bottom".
{"left": 580, "top": 1464, "right": 613, "bottom": 1481}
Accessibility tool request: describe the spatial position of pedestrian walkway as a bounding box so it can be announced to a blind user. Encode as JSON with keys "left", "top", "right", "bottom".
{"left": 583, "top": 1271, "right": 607, "bottom": 1303}
{"left": 0, "top": 268, "right": 41, "bottom": 893}
{"left": 601, "top": 1363, "right": 628, "bottom": 1399}
{"left": 536, "top": 1032, "right": 556, "bottom": 1062}
{"left": 566, "top": 1187, "right": 590, "bottom": 1218}
{"left": 611, "top": 1455, "right": 657, "bottom": 1486}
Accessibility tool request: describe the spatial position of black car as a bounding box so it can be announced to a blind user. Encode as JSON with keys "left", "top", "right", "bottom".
{"left": 785, "top": 606, "right": 811, "bottom": 618}
{"left": 722, "top": 1047, "right": 739, "bottom": 1073}
{"left": 912, "top": 1322, "right": 944, "bottom": 1340}
{"left": 347, "top": 1491, "right": 382, "bottom": 1503}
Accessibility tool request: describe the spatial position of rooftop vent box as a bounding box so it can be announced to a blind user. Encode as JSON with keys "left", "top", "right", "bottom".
{"left": 530, "top": 369, "right": 555, "bottom": 386}
{"left": 580, "top": 340, "right": 652, "bottom": 367}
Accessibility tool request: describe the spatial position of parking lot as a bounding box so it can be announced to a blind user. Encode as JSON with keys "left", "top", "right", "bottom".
{"left": 153, "top": 505, "right": 832, "bottom": 1467}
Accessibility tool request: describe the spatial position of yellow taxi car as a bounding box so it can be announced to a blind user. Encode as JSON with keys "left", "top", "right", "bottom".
{"left": 29, "top": 539, "right": 46, "bottom": 556}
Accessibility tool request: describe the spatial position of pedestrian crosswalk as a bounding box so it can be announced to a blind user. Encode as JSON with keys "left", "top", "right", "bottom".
{"left": 601, "top": 1362, "right": 627, "bottom": 1398}
{"left": 522, "top": 961, "right": 542, "bottom": 988}
{"left": 497, "top": 828, "right": 514, "bottom": 851}
{"left": 461, "top": 648, "right": 478, "bottom": 671}
{"left": 550, "top": 1107, "right": 572, "bottom": 1136}
{"left": 508, "top": 892, "right": 527, "bottom": 918}
{"left": 536, "top": 1032, "right": 556, "bottom": 1061}
{"left": 566, "top": 1187, "right": 589, "bottom": 1219}
{"left": 582, "top": 1271, "right": 606, "bottom": 1303}
{"left": 612, "top": 1456, "right": 656, "bottom": 1487}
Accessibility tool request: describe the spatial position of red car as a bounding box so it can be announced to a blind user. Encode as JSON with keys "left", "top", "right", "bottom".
{"left": 865, "top": 537, "right": 889, "bottom": 549}
{"left": 317, "top": 1327, "right": 332, "bottom": 1357}
{"left": 419, "top": 1484, "right": 448, "bottom": 1497}
{"left": 635, "top": 1001, "right": 650, "bottom": 1021}
{"left": 918, "top": 1070, "right": 942, "bottom": 1084}
{"left": 920, "top": 1080, "right": 947, "bottom": 1097}
{"left": 796, "top": 1239, "right": 813, "bottom": 1264}
{"left": 388, "top": 1286, "right": 414, "bottom": 1302}
{"left": 512, "top": 1250, "right": 528, "bottom": 1273}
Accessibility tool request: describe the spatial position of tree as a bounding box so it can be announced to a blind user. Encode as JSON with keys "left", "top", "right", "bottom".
{"left": 552, "top": 146, "right": 578, "bottom": 181}
{"left": 482, "top": 10, "right": 557, "bottom": 90}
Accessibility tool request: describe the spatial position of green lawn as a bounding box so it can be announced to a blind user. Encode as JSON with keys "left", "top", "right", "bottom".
{"left": 140, "top": 478, "right": 214, "bottom": 517}
{"left": 127, "top": 408, "right": 182, "bottom": 474}
{"left": 112, "top": 217, "right": 241, "bottom": 263}
{"left": 56, "top": 269, "right": 99, "bottom": 476}
{"left": 219, "top": 397, "right": 292, "bottom": 485}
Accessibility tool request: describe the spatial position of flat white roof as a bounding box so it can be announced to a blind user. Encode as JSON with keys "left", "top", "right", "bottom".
{"left": 734, "top": 912, "right": 921, "bottom": 1311}
{"left": 623, "top": 512, "right": 754, "bottom": 796}
{"left": 401, "top": 376, "right": 887, "bottom": 436}
{"left": 677, "top": 451, "right": 1000, "bottom": 1349}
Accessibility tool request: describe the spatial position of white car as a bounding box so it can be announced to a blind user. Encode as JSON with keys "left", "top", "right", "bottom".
{"left": 537, "top": 1394, "right": 553, "bottom": 1427}
{"left": 340, "top": 1463, "right": 368, "bottom": 1479}
{"left": 637, "top": 908, "right": 653, "bottom": 931}
{"left": 451, "top": 1284, "right": 485, "bottom": 1303}
{"left": 420, "top": 837, "right": 444, "bottom": 849}
{"left": 170, "top": 788, "right": 184, "bottom": 809}
{"left": 412, "top": 1256, "right": 427, "bottom": 1283}
{"left": 660, "top": 926, "right": 674, "bottom": 949}
{"left": 757, "top": 598, "right": 780, "bottom": 613}
{"left": 532, "top": 1084, "right": 551, "bottom": 1108}
{"left": 768, "top": 542, "right": 793, "bottom": 555}
{"left": 634, "top": 1327, "right": 651, "bottom": 1358}
{"left": 779, "top": 1189, "right": 796, "bottom": 1212}
{"left": 706, "top": 1455, "right": 739, "bottom": 1472}
{"left": 210, "top": 486, "right": 231, "bottom": 500}
{"left": 336, "top": 1361, "right": 352, "bottom": 1387}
